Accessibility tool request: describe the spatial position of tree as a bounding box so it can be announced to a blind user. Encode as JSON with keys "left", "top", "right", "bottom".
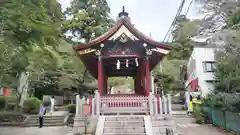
{"left": 214, "top": 31, "right": 240, "bottom": 93}
{"left": 194, "top": 0, "right": 239, "bottom": 37}
{"left": 63, "top": 0, "right": 115, "bottom": 43}
{"left": 168, "top": 15, "right": 200, "bottom": 59}
{"left": 108, "top": 77, "right": 128, "bottom": 91}
{"left": 0, "top": 0, "right": 64, "bottom": 103}
{"left": 154, "top": 72, "right": 174, "bottom": 94}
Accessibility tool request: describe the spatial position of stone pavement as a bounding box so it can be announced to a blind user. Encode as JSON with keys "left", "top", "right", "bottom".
{"left": 0, "top": 126, "right": 73, "bottom": 135}
{"left": 177, "top": 124, "right": 234, "bottom": 135}
{"left": 174, "top": 111, "right": 234, "bottom": 135}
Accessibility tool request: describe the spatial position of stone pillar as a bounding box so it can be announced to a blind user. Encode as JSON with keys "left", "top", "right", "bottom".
{"left": 95, "top": 90, "right": 100, "bottom": 115}
{"left": 76, "top": 95, "right": 80, "bottom": 116}
{"left": 163, "top": 96, "right": 167, "bottom": 114}
{"left": 145, "top": 57, "right": 150, "bottom": 96}
{"left": 151, "top": 72, "right": 155, "bottom": 95}
{"left": 167, "top": 94, "right": 172, "bottom": 115}
{"left": 148, "top": 94, "right": 153, "bottom": 115}
{"left": 97, "top": 56, "right": 103, "bottom": 96}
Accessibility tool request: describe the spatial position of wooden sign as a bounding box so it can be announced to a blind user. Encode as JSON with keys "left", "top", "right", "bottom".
{"left": 152, "top": 48, "right": 170, "bottom": 54}
{"left": 82, "top": 104, "right": 90, "bottom": 116}
{"left": 78, "top": 49, "right": 96, "bottom": 55}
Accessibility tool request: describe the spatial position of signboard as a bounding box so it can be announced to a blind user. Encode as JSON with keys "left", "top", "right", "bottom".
{"left": 78, "top": 49, "right": 96, "bottom": 55}
{"left": 82, "top": 104, "right": 90, "bottom": 116}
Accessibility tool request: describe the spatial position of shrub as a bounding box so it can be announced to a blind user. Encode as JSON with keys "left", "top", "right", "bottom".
{"left": 0, "top": 96, "right": 6, "bottom": 110}
{"left": 193, "top": 104, "right": 204, "bottom": 124}
{"left": 5, "top": 103, "right": 16, "bottom": 111}
{"left": 203, "top": 92, "right": 240, "bottom": 111}
{"left": 67, "top": 104, "right": 76, "bottom": 114}
{"left": 22, "top": 97, "right": 42, "bottom": 114}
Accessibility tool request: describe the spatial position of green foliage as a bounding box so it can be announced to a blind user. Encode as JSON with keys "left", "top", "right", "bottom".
{"left": 67, "top": 104, "right": 76, "bottom": 114}
{"left": 169, "top": 15, "right": 200, "bottom": 60}
{"left": 193, "top": 104, "right": 204, "bottom": 124}
{"left": 108, "top": 77, "right": 128, "bottom": 87}
{"left": 22, "top": 97, "right": 42, "bottom": 114}
{"left": 0, "top": 96, "right": 6, "bottom": 110}
{"left": 203, "top": 93, "right": 240, "bottom": 112}
{"left": 215, "top": 42, "right": 240, "bottom": 93}
{"left": 0, "top": 0, "right": 63, "bottom": 90}
{"left": 154, "top": 72, "right": 174, "bottom": 93}
{"left": 228, "top": 8, "right": 240, "bottom": 27}
{"left": 63, "top": 0, "right": 115, "bottom": 42}
{"left": 5, "top": 103, "right": 16, "bottom": 111}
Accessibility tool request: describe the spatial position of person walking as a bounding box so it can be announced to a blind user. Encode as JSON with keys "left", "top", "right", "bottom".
{"left": 39, "top": 105, "right": 46, "bottom": 128}
{"left": 50, "top": 96, "right": 55, "bottom": 115}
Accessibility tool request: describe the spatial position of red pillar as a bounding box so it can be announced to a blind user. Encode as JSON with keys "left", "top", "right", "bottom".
{"left": 98, "top": 56, "right": 104, "bottom": 96}
{"left": 141, "top": 59, "right": 146, "bottom": 95}
{"left": 145, "top": 57, "right": 150, "bottom": 96}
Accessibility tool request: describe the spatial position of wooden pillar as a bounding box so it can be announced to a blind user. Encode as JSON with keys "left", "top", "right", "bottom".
{"left": 145, "top": 57, "right": 150, "bottom": 96}
{"left": 135, "top": 75, "right": 139, "bottom": 94}
{"left": 98, "top": 56, "right": 103, "bottom": 96}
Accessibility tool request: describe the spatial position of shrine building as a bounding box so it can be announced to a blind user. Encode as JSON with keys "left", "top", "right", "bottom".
{"left": 73, "top": 7, "right": 172, "bottom": 97}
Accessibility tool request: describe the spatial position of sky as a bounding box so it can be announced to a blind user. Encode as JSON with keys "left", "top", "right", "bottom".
{"left": 58, "top": 0, "right": 198, "bottom": 42}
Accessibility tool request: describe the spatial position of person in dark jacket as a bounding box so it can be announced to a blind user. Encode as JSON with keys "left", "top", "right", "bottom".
{"left": 39, "top": 104, "right": 46, "bottom": 128}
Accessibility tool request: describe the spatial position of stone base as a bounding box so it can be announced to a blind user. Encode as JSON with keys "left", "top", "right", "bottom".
{"left": 73, "top": 116, "right": 98, "bottom": 135}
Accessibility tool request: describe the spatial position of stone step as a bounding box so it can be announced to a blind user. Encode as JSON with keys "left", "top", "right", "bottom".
{"left": 103, "top": 133, "right": 145, "bottom": 135}
{"left": 104, "top": 121, "right": 145, "bottom": 127}
{"left": 25, "top": 122, "right": 64, "bottom": 127}
{"left": 105, "top": 116, "right": 144, "bottom": 121}
{"left": 152, "top": 127, "right": 175, "bottom": 133}
{"left": 104, "top": 127, "right": 145, "bottom": 133}
{"left": 28, "top": 117, "right": 65, "bottom": 121}
{"left": 29, "top": 115, "right": 65, "bottom": 118}
{"left": 151, "top": 115, "right": 174, "bottom": 121}
{"left": 27, "top": 120, "right": 64, "bottom": 124}
{"left": 151, "top": 120, "right": 175, "bottom": 127}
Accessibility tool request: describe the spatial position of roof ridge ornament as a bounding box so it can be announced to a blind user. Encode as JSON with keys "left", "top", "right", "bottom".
{"left": 117, "top": 6, "right": 131, "bottom": 22}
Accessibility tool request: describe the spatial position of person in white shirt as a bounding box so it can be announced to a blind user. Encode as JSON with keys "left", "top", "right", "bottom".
{"left": 50, "top": 96, "right": 55, "bottom": 114}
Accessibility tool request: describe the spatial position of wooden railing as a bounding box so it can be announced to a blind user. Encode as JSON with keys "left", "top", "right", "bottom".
{"left": 75, "top": 90, "right": 172, "bottom": 116}
{"left": 100, "top": 95, "right": 149, "bottom": 114}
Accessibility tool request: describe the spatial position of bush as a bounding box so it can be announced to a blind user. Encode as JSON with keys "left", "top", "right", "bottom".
{"left": 193, "top": 104, "right": 204, "bottom": 124}
{"left": 0, "top": 96, "right": 6, "bottom": 110}
{"left": 5, "top": 103, "right": 16, "bottom": 111}
{"left": 67, "top": 104, "right": 76, "bottom": 114}
{"left": 203, "top": 93, "right": 240, "bottom": 112}
{"left": 22, "top": 97, "right": 42, "bottom": 114}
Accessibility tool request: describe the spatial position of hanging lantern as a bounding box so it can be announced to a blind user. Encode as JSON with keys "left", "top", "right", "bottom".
{"left": 126, "top": 59, "right": 129, "bottom": 67}
{"left": 116, "top": 60, "right": 120, "bottom": 70}
{"left": 135, "top": 58, "right": 139, "bottom": 67}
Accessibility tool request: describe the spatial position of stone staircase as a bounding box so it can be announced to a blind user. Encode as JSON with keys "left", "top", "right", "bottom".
{"left": 96, "top": 116, "right": 146, "bottom": 135}
{"left": 151, "top": 115, "right": 176, "bottom": 135}
{"left": 25, "top": 115, "right": 66, "bottom": 127}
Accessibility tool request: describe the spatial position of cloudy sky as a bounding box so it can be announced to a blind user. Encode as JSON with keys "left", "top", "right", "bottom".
{"left": 58, "top": 0, "right": 198, "bottom": 42}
